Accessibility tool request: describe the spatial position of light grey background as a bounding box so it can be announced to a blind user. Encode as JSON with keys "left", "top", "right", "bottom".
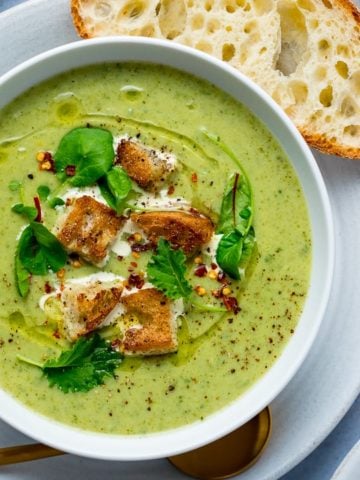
{"left": 0, "top": 1, "right": 359, "bottom": 479}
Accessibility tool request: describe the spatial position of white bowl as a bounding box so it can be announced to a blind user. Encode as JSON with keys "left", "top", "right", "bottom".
{"left": 0, "top": 37, "right": 334, "bottom": 461}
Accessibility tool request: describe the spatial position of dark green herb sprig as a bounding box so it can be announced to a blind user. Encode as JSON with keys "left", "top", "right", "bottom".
{"left": 18, "top": 334, "right": 123, "bottom": 393}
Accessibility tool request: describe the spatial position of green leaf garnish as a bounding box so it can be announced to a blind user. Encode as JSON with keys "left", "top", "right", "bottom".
{"left": 15, "top": 223, "right": 67, "bottom": 294}
{"left": 37, "top": 185, "right": 50, "bottom": 201}
{"left": 147, "top": 239, "right": 192, "bottom": 300}
{"left": 54, "top": 127, "right": 115, "bottom": 187}
{"left": 217, "top": 173, "right": 252, "bottom": 236}
{"left": 19, "top": 334, "right": 123, "bottom": 393}
{"left": 11, "top": 203, "right": 38, "bottom": 222}
{"left": 216, "top": 230, "right": 244, "bottom": 280}
{"left": 15, "top": 247, "right": 30, "bottom": 297}
{"left": 98, "top": 166, "right": 132, "bottom": 213}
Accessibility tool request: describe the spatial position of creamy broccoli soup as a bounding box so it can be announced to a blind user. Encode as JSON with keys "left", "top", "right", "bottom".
{"left": 0, "top": 63, "right": 311, "bottom": 434}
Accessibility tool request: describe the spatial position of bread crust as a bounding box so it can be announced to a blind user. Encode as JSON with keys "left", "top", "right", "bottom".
{"left": 60, "top": 281, "right": 123, "bottom": 340}
{"left": 71, "top": 0, "right": 90, "bottom": 39}
{"left": 301, "top": 128, "right": 360, "bottom": 159}
{"left": 121, "top": 288, "right": 178, "bottom": 355}
{"left": 117, "top": 139, "right": 173, "bottom": 190}
{"left": 130, "top": 210, "right": 214, "bottom": 254}
{"left": 54, "top": 196, "right": 123, "bottom": 266}
{"left": 71, "top": 0, "right": 360, "bottom": 159}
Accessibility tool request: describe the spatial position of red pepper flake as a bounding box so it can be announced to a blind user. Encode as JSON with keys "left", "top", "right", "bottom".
{"left": 33, "top": 196, "right": 42, "bottom": 222}
{"left": 211, "top": 262, "right": 217, "bottom": 270}
{"left": 128, "top": 273, "right": 145, "bottom": 289}
{"left": 52, "top": 330, "right": 61, "bottom": 339}
{"left": 37, "top": 152, "right": 56, "bottom": 173}
{"left": 130, "top": 261, "right": 138, "bottom": 268}
{"left": 65, "top": 165, "right": 76, "bottom": 177}
{"left": 222, "top": 296, "right": 241, "bottom": 314}
{"left": 191, "top": 172, "right": 198, "bottom": 183}
{"left": 167, "top": 184, "right": 175, "bottom": 195}
{"left": 194, "top": 264, "right": 208, "bottom": 277}
{"left": 44, "top": 282, "right": 53, "bottom": 294}
{"left": 217, "top": 271, "right": 228, "bottom": 284}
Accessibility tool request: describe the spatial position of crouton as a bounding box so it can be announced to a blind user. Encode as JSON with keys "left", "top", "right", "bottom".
{"left": 121, "top": 288, "right": 178, "bottom": 356}
{"left": 54, "top": 196, "right": 123, "bottom": 267}
{"left": 130, "top": 210, "right": 214, "bottom": 254}
{"left": 116, "top": 139, "right": 174, "bottom": 191}
{"left": 59, "top": 280, "right": 123, "bottom": 341}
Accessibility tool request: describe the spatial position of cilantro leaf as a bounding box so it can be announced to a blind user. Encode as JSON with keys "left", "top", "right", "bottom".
{"left": 20, "top": 334, "right": 123, "bottom": 393}
{"left": 147, "top": 239, "right": 192, "bottom": 300}
{"left": 54, "top": 127, "right": 115, "bottom": 187}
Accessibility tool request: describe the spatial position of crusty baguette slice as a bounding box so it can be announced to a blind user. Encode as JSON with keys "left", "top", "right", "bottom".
{"left": 71, "top": 0, "right": 360, "bottom": 159}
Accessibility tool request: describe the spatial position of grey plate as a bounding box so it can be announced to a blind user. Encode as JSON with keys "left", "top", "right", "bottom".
{"left": 0, "top": 1, "right": 359, "bottom": 479}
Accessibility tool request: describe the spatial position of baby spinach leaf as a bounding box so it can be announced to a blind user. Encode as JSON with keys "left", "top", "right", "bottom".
{"left": 217, "top": 173, "right": 252, "bottom": 236}
{"left": 15, "top": 247, "right": 30, "bottom": 298}
{"left": 147, "top": 239, "right": 192, "bottom": 300}
{"left": 54, "top": 127, "right": 115, "bottom": 187}
{"left": 17, "top": 223, "right": 67, "bottom": 279}
{"left": 30, "top": 222, "right": 68, "bottom": 272}
{"left": 99, "top": 166, "right": 132, "bottom": 213}
{"left": 216, "top": 230, "right": 244, "bottom": 280}
{"left": 19, "top": 334, "right": 123, "bottom": 393}
{"left": 18, "top": 225, "right": 48, "bottom": 276}
{"left": 216, "top": 228, "right": 256, "bottom": 280}
{"left": 11, "top": 203, "right": 38, "bottom": 222}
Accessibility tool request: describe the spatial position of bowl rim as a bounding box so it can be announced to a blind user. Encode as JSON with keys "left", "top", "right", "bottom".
{"left": 0, "top": 36, "right": 334, "bottom": 461}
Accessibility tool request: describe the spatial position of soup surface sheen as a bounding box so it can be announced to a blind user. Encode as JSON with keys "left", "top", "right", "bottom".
{"left": 0, "top": 63, "right": 311, "bottom": 434}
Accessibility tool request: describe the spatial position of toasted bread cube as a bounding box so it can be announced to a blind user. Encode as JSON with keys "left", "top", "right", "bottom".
{"left": 121, "top": 288, "right": 178, "bottom": 356}
{"left": 130, "top": 210, "right": 214, "bottom": 254}
{"left": 59, "top": 280, "right": 123, "bottom": 341}
{"left": 54, "top": 196, "right": 123, "bottom": 267}
{"left": 117, "top": 139, "right": 174, "bottom": 191}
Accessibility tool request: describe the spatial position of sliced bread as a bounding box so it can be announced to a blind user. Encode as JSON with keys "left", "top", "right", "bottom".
{"left": 71, "top": 0, "right": 360, "bottom": 159}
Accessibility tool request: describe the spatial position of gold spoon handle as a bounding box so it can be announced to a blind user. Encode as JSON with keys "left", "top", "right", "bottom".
{"left": 0, "top": 443, "right": 64, "bottom": 466}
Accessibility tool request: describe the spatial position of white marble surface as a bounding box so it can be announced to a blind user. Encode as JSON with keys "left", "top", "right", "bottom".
{"left": 0, "top": 1, "right": 359, "bottom": 479}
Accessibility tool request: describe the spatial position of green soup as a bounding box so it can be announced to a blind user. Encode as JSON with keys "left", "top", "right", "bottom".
{"left": 0, "top": 63, "right": 311, "bottom": 434}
